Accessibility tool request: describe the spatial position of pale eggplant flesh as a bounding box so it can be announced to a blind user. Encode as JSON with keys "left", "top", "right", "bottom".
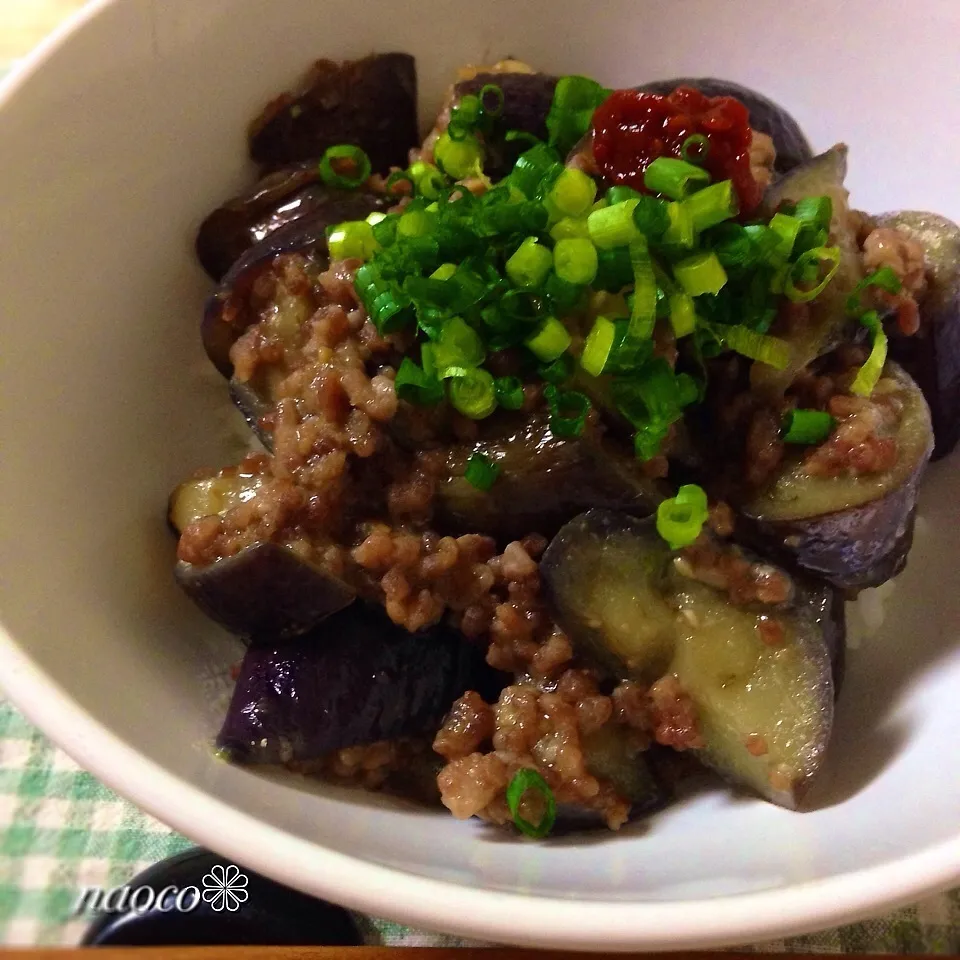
{"left": 540, "top": 510, "right": 840, "bottom": 808}
{"left": 740, "top": 363, "right": 934, "bottom": 592}
{"left": 637, "top": 77, "right": 812, "bottom": 175}
{"left": 216, "top": 602, "right": 503, "bottom": 764}
{"left": 875, "top": 211, "right": 960, "bottom": 460}
{"left": 169, "top": 473, "right": 355, "bottom": 641}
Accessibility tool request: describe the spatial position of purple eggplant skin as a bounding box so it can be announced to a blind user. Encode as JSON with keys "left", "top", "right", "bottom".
{"left": 216, "top": 603, "right": 505, "bottom": 765}
{"left": 175, "top": 543, "right": 355, "bottom": 642}
{"left": 248, "top": 53, "right": 418, "bottom": 174}
{"left": 637, "top": 77, "right": 812, "bottom": 175}
{"left": 195, "top": 161, "right": 388, "bottom": 281}
{"left": 452, "top": 72, "right": 558, "bottom": 181}
{"left": 875, "top": 211, "right": 960, "bottom": 460}
{"left": 436, "top": 410, "right": 666, "bottom": 541}
{"left": 201, "top": 197, "right": 372, "bottom": 378}
{"left": 740, "top": 364, "right": 934, "bottom": 592}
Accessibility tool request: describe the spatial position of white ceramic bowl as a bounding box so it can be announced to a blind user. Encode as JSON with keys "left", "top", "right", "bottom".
{"left": 1, "top": 0, "right": 959, "bottom": 949}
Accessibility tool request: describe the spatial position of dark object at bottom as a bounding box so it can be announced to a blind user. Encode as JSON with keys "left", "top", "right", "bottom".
{"left": 82, "top": 848, "right": 363, "bottom": 946}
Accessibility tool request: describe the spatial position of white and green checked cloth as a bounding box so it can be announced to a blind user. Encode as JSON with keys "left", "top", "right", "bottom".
{"left": 1, "top": 701, "right": 957, "bottom": 950}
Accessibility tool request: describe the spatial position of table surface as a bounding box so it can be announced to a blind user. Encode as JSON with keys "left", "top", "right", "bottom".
{"left": 0, "top": 0, "right": 958, "bottom": 952}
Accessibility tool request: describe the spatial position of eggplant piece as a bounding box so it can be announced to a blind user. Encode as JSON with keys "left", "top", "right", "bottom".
{"left": 741, "top": 363, "right": 934, "bottom": 591}
{"left": 751, "top": 145, "right": 865, "bottom": 396}
{"left": 249, "top": 53, "right": 418, "bottom": 174}
{"left": 637, "top": 78, "right": 812, "bottom": 175}
{"left": 202, "top": 198, "right": 372, "bottom": 378}
{"left": 875, "top": 211, "right": 960, "bottom": 459}
{"left": 216, "top": 603, "right": 502, "bottom": 764}
{"left": 436, "top": 411, "right": 666, "bottom": 540}
{"left": 196, "top": 161, "right": 388, "bottom": 281}
{"left": 452, "top": 72, "right": 558, "bottom": 181}
{"left": 581, "top": 726, "right": 666, "bottom": 816}
{"left": 541, "top": 510, "right": 840, "bottom": 807}
{"left": 169, "top": 474, "right": 355, "bottom": 640}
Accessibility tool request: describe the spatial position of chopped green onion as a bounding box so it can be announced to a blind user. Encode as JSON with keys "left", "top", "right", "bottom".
{"left": 394, "top": 356, "right": 444, "bottom": 405}
{"left": 580, "top": 315, "right": 617, "bottom": 376}
{"left": 768, "top": 212, "right": 802, "bottom": 260}
{"left": 397, "top": 206, "right": 435, "bottom": 238}
{"left": 553, "top": 237, "right": 599, "bottom": 285}
{"left": 782, "top": 408, "right": 836, "bottom": 444}
{"left": 544, "top": 274, "right": 585, "bottom": 312}
{"left": 495, "top": 375, "right": 525, "bottom": 410}
{"left": 435, "top": 317, "right": 486, "bottom": 373}
{"left": 539, "top": 353, "right": 575, "bottom": 384}
{"left": 384, "top": 170, "right": 415, "bottom": 196}
{"left": 546, "top": 75, "right": 611, "bottom": 156}
{"left": 722, "top": 325, "right": 791, "bottom": 369}
{"left": 430, "top": 262, "right": 458, "bottom": 281}
{"left": 479, "top": 84, "right": 505, "bottom": 117}
{"left": 668, "top": 291, "right": 697, "bottom": 337}
{"left": 550, "top": 216, "right": 591, "bottom": 241}
{"left": 448, "top": 367, "right": 497, "bottom": 419}
{"left": 661, "top": 201, "right": 696, "bottom": 250}
{"left": 588, "top": 198, "right": 641, "bottom": 249}
{"left": 371, "top": 214, "right": 399, "bottom": 246}
{"left": 548, "top": 167, "right": 598, "bottom": 217}
{"left": 632, "top": 195, "right": 670, "bottom": 239}
{"left": 506, "top": 237, "right": 553, "bottom": 288}
{"left": 435, "top": 131, "right": 484, "bottom": 180}
{"left": 846, "top": 266, "right": 903, "bottom": 316}
{"left": 672, "top": 252, "right": 728, "bottom": 297}
{"left": 408, "top": 160, "right": 446, "bottom": 199}
{"left": 628, "top": 237, "right": 657, "bottom": 339}
{"left": 784, "top": 245, "right": 841, "bottom": 302}
{"left": 525, "top": 316, "right": 572, "bottom": 363}
{"left": 326, "top": 220, "right": 377, "bottom": 260}
{"left": 634, "top": 422, "right": 670, "bottom": 461}
{"left": 643, "top": 157, "right": 711, "bottom": 200}
{"left": 318, "top": 144, "right": 372, "bottom": 189}
{"left": 681, "top": 134, "right": 711, "bottom": 165}
{"left": 449, "top": 94, "right": 482, "bottom": 139}
{"left": 510, "top": 143, "right": 564, "bottom": 199}
{"left": 593, "top": 246, "right": 633, "bottom": 292}
{"left": 682, "top": 179, "right": 739, "bottom": 232}
{"left": 366, "top": 211, "right": 388, "bottom": 226}
{"left": 850, "top": 310, "right": 888, "bottom": 397}
{"left": 544, "top": 385, "right": 590, "bottom": 437}
{"left": 794, "top": 195, "right": 833, "bottom": 231}
{"left": 656, "top": 484, "right": 709, "bottom": 550}
{"left": 506, "top": 768, "right": 556, "bottom": 839}
{"left": 606, "top": 185, "right": 643, "bottom": 206}
{"left": 464, "top": 452, "right": 500, "bottom": 490}
{"left": 743, "top": 224, "right": 784, "bottom": 266}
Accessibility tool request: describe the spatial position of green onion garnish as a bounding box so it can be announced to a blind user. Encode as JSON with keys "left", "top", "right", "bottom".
{"left": 539, "top": 353, "right": 575, "bottom": 384}
{"left": 448, "top": 367, "right": 497, "bottom": 419}
{"left": 768, "top": 212, "right": 802, "bottom": 261}
{"left": 580, "top": 315, "right": 617, "bottom": 377}
{"left": 721, "top": 325, "right": 791, "bottom": 369}
{"left": 661, "top": 201, "right": 696, "bottom": 251}
{"left": 318, "top": 144, "right": 372, "bottom": 189}
{"left": 510, "top": 142, "right": 563, "bottom": 199}
{"left": 435, "top": 317, "right": 486, "bottom": 374}
{"left": 478, "top": 83, "right": 505, "bottom": 117}
{"left": 394, "top": 357, "right": 444, "bottom": 405}
{"left": 408, "top": 160, "right": 446, "bottom": 199}
{"left": 794, "top": 195, "right": 833, "bottom": 231}
{"left": 593, "top": 246, "right": 633, "bottom": 292}
{"left": 548, "top": 167, "right": 597, "bottom": 217}
{"left": 506, "top": 237, "right": 553, "bottom": 288}
{"left": 545, "top": 75, "right": 611, "bottom": 156}
{"left": 550, "top": 216, "right": 591, "bottom": 241}
{"left": 553, "top": 237, "right": 599, "bottom": 285}
{"left": 544, "top": 385, "right": 590, "bottom": 436}
{"left": 673, "top": 252, "right": 728, "bottom": 297}
{"left": 656, "top": 484, "right": 709, "bottom": 550}
{"left": 643, "top": 157, "right": 711, "bottom": 201}
{"left": 782, "top": 409, "right": 836, "bottom": 444}
{"left": 506, "top": 768, "right": 556, "bottom": 839}
{"left": 435, "top": 131, "right": 484, "bottom": 180}
{"left": 784, "top": 245, "right": 841, "bottom": 303}
{"left": 587, "top": 198, "right": 641, "bottom": 249}
{"left": 495, "top": 375, "right": 525, "bottom": 410}
{"left": 525, "top": 316, "right": 572, "bottom": 363}
{"left": 683, "top": 179, "right": 739, "bottom": 233}
{"left": 850, "top": 310, "right": 888, "bottom": 397}
{"left": 632, "top": 195, "right": 670, "bottom": 240}
{"left": 681, "top": 133, "right": 711, "bottom": 165}
{"left": 668, "top": 291, "right": 698, "bottom": 338}
{"left": 464, "top": 452, "right": 500, "bottom": 490}
{"left": 628, "top": 237, "right": 657, "bottom": 339}
{"left": 606, "top": 185, "right": 643, "bottom": 206}
{"left": 846, "top": 266, "right": 903, "bottom": 316}
{"left": 326, "top": 220, "right": 378, "bottom": 261}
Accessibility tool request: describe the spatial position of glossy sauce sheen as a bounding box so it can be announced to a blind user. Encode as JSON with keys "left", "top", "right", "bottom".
{"left": 591, "top": 87, "right": 761, "bottom": 213}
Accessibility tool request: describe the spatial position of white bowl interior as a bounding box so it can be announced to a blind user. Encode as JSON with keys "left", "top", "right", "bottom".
{"left": 1, "top": 0, "right": 959, "bottom": 948}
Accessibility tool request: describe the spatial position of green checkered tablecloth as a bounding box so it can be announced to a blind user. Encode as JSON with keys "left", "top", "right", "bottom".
{"left": 1, "top": 700, "right": 958, "bottom": 950}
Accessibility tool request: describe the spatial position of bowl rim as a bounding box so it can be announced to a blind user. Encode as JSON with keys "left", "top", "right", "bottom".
{"left": 0, "top": 0, "right": 958, "bottom": 949}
